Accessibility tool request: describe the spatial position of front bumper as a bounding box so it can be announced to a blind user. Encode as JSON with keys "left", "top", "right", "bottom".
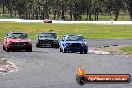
{"left": 65, "top": 46, "right": 87, "bottom": 52}
{"left": 65, "top": 47, "right": 83, "bottom": 52}
{"left": 37, "top": 40, "right": 59, "bottom": 47}
{"left": 63, "top": 43, "right": 87, "bottom": 52}
{"left": 8, "top": 45, "right": 32, "bottom": 50}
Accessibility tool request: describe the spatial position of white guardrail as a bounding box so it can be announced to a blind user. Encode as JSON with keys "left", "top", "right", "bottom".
{"left": 0, "top": 19, "right": 132, "bottom": 24}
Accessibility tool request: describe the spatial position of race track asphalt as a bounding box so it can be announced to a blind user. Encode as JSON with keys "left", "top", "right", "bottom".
{"left": 0, "top": 39, "right": 131, "bottom": 88}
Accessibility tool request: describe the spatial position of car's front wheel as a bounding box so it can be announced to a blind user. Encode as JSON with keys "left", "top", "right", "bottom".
{"left": 63, "top": 48, "right": 67, "bottom": 53}
{"left": 5, "top": 47, "right": 10, "bottom": 52}
{"left": 80, "top": 50, "right": 88, "bottom": 54}
{"left": 59, "top": 48, "right": 63, "bottom": 52}
{"left": 84, "top": 50, "right": 88, "bottom": 54}
{"left": 3, "top": 45, "right": 6, "bottom": 51}
{"left": 26, "top": 48, "right": 32, "bottom": 52}
{"left": 36, "top": 43, "right": 42, "bottom": 48}
{"left": 80, "top": 51, "right": 83, "bottom": 54}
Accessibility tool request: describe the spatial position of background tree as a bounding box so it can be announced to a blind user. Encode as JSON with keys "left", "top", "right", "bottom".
{"left": 0, "top": 0, "right": 130, "bottom": 20}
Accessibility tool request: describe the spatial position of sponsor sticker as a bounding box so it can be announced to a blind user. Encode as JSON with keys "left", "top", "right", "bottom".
{"left": 85, "top": 74, "right": 131, "bottom": 83}
{"left": 76, "top": 66, "right": 131, "bottom": 85}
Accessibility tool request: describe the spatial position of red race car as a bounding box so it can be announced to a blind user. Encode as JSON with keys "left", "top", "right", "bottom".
{"left": 3, "top": 32, "right": 32, "bottom": 52}
{"left": 43, "top": 19, "right": 52, "bottom": 23}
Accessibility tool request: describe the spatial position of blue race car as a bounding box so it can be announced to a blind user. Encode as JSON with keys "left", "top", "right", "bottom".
{"left": 59, "top": 35, "right": 88, "bottom": 54}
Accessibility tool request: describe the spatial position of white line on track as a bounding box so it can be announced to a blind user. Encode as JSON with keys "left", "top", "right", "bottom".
{"left": 1, "top": 19, "right": 132, "bottom": 25}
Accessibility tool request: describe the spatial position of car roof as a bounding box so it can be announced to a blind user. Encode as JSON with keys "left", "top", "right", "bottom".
{"left": 8, "top": 32, "right": 27, "bottom": 34}
{"left": 64, "top": 35, "right": 82, "bottom": 37}
{"left": 40, "top": 32, "right": 56, "bottom": 34}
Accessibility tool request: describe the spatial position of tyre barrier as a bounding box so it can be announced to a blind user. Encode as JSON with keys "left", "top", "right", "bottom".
{"left": 0, "top": 61, "right": 17, "bottom": 75}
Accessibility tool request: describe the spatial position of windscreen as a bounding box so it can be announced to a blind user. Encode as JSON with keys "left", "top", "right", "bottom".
{"left": 11, "top": 33, "right": 28, "bottom": 39}
{"left": 66, "top": 36, "right": 84, "bottom": 41}
{"left": 39, "top": 33, "right": 57, "bottom": 39}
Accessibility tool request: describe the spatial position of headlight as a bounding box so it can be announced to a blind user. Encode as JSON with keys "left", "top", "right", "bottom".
{"left": 10, "top": 42, "right": 15, "bottom": 45}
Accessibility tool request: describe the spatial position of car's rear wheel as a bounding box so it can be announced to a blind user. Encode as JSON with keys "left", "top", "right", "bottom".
{"left": 29, "top": 48, "right": 32, "bottom": 52}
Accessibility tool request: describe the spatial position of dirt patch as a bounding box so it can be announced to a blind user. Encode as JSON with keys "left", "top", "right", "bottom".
{"left": 0, "top": 57, "right": 17, "bottom": 74}
{"left": 96, "top": 45, "right": 132, "bottom": 55}
{"left": 0, "top": 59, "right": 10, "bottom": 66}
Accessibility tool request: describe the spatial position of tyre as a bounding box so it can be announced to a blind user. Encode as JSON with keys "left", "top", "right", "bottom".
{"left": 56, "top": 44, "right": 59, "bottom": 48}
{"left": 51, "top": 44, "right": 54, "bottom": 48}
{"left": 26, "top": 48, "right": 32, "bottom": 52}
{"left": 84, "top": 50, "right": 88, "bottom": 54}
{"left": 63, "top": 48, "right": 67, "bottom": 53}
{"left": 3, "top": 45, "right": 6, "bottom": 51}
{"left": 59, "top": 48, "right": 63, "bottom": 52}
{"left": 80, "top": 50, "right": 83, "bottom": 54}
{"left": 36, "top": 43, "right": 41, "bottom": 48}
{"left": 5, "top": 47, "right": 10, "bottom": 52}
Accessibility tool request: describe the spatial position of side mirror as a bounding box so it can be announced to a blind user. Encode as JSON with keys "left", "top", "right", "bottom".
{"left": 5, "top": 36, "right": 11, "bottom": 38}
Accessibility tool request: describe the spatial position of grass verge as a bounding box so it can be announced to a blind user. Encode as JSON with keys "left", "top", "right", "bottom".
{"left": 0, "top": 22, "right": 132, "bottom": 41}
{"left": 120, "top": 46, "right": 132, "bottom": 54}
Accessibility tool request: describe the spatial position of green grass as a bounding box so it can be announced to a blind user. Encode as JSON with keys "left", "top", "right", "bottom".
{"left": 0, "top": 22, "right": 132, "bottom": 41}
{"left": 120, "top": 46, "right": 132, "bottom": 54}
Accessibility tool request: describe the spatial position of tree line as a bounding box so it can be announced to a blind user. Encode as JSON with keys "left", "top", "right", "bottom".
{"left": 0, "top": 0, "right": 132, "bottom": 21}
